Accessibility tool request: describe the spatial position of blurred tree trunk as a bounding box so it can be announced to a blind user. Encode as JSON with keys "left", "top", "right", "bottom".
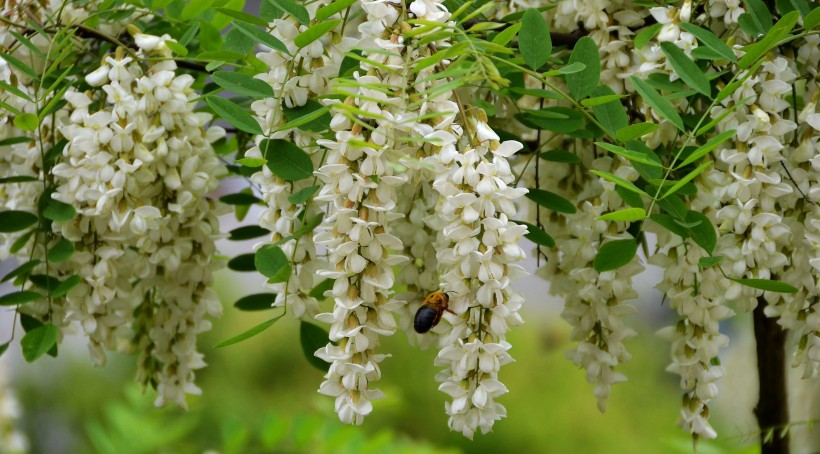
{"left": 753, "top": 297, "right": 790, "bottom": 454}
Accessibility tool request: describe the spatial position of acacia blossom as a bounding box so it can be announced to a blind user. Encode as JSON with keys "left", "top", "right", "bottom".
{"left": 312, "top": 0, "right": 414, "bottom": 425}
{"left": 430, "top": 112, "right": 527, "bottom": 439}
{"left": 47, "top": 33, "right": 225, "bottom": 408}
{"left": 246, "top": 1, "right": 353, "bottom": 320}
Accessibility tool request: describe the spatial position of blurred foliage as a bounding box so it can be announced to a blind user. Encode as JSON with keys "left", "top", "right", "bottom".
{"left": 11, "top": 273, "right": 763, "bottom": 453}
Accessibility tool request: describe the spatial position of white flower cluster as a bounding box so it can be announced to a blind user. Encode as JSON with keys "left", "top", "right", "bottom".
{"left": 430, "top": 113, "right": 527, "bottom": 439}
{"left": 706, "top": 58, "right": 799, "bottom": 299}
{"left": 246, "top": 1, "right": 353, "bottom": 320}
{"left": 737, "top": 49, "right": 820, "bottom": 378}
{"left": 311, "top": 0, "right": 414, "bottom": 425}
{"left": 652, "top": 235, "right": 733, "bottom": 439}
{"left": 543, "top": 158, "right": 642, "bottom": 413}
{"left": 0, "top": 361, "right": 27, "bottom": 454}
{"left": 48, "top": 34, "right": 224, "bottom": 408}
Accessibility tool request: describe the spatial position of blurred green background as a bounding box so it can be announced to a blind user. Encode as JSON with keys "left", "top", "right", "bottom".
{"left": 6, "top": 266, "right": 774, "bottom": 454}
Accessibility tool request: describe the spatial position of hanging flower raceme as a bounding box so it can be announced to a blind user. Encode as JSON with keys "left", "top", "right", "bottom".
{"left": 651, "top": 231, "right": 734, "bottom": 439}
{"left": 45, "top": 31, "right": 226, "bottom": 408}
{"left": 429, "top": 112, "right": 527, "bottom": 439}
{"left": 246, "top": 1, "right": 353, "bottom": 320}
{"left": 311, "top": 0, "right": 414, "bottom": 425}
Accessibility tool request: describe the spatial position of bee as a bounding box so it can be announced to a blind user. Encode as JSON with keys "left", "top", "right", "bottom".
{"left": 413, "top": 291, "right": 454, "bottom": 334}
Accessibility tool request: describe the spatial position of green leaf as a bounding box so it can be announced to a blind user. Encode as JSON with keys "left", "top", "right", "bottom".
{"left": 52, "top": 275, "right": 81, "bottom": 298}
{"left": 615, "top": 123, "right": 659, "bottom": 142}
{"left": 686, "top": 210, "right": 717, "bottom": 254}
{"left": 565, "top": 36, "right": 600, "bottom": 99}
{"left": 526, "top": 189, "right": 576, "bottom": 214}
{"left": 510, "top": 220, "right": 553, "bottom": 248}
{"left": 181, "top": 0, "right": 214, "bottom": 19}
{"left": 41, "top": 199, "right": 76, "bottom": 222}
{"left": 581, "top": 94, "right": 627, "bottom": 107}
{"left": 680, "top": 23, "right": 737, "bottom": 62}
{"left": 21, "top": 324, "right": 59, "bottom": 362}
{"left": 228, "top": 253, "right": 256, "bottom": 272}
{"left": 13, "top": 113, "right": 39, "bottom": 132}
{"left": 215, "top": 7, "right": 269, "bottom": 26}
{"left": 597, "top": 208, "right": 646, "bottom": 222}
{"left": 316, "top": 0, "right": 356, "bottom": 21}
{"left": 255, "top": 244, "right": 291, "bottom": 283}
{"left": 589, "top": 86, "right": 628, "bottom": 137}
{"left": 164, "top": 40, "right": 189, "bottom": 56}
{"left": 206, "top": 96, "right": 263, "bottom": 135}
{"left": 590, "top": 170, "right": 649, "bottom": 198}
{"left": 661, "top": 161, "right": 712, "bottom": 199}
{"left": 0, "top": 51, "right": 38, "bottom": 80}
{"left": 540, "top": 150, "right": 580, "bottom": 163}
{"left": 555, "top": 62, "right": 586, "bottom": 75}
{"left": 288, "top": 185, "right": 320, "bottom": 204}
{"left": 659, "top": 42, "right": 711, "bottom": 97}
{"left": 0, "top": 290, "right": 42, "bottom": 306}
{"left": 265, "top": 0, "right": 309, "bottom": 25}
{"left": 742, "top": 0, "right": 774, "bottom": 35}
{"left": 10, "top": 230, "right": 33, "bottom": 254}
{"left": 229, "top": 225, "right": 270, "bottom": 241}
{"left": 0, "top": 342, "right": 7, "bottom": 358}
{"left": 232, "top": 21, "right": 290, "bottom": 55}
{"left": 1, "top": 260, "right": 40, "bottom": 283}
{"left": 0, "top": 136, "right": 33, "bottom": 147}
{"left": 237, "top": 157, "right": 267, "bottom": 167}
{"left": 309, "top": 279, "right": 334, "bottom": 300}
{"left": 280, "top": 100, "right": 331, "bottom": 132}
{"left": 212, "top": 71, "right": 274, "bottom": 99}
{"left": 493, "top": 22, "right": 522, "bottom": 46}
{"left": 595, "top": 142, "right": 664, "bottom": 168}
{"left": 29, "top": 274, "right": 59, "bottom": 293}
{"left": 0, "top": 176, "right": 37, "bottom": 185}
{"left": 676, "top": 129, "right": 735, "bottom": 168}
{"left": 698, "top": 256, "right": 724, "bottom": 269}
{"left": 593, "top": 239, "right": 638, "bottom": 272}
{"left": 630, "top": 76, "right": 685, "bottom": 132}
{"left": 738, "top": 11, "right": 800, "bottom": 69}
{"left": 634, "top": 23, "right": 662, "bottom": 49}
{"left": 519, "top": 9, "right": 551, "bottom": 70}
{"left": 0, "top": 210, "right": 38, "bottom": 232}
{"left": 294, "top": 19, "right": 341, "bottom": 48}
{"left": 732, "top": 278, "right": 798, "bottom": 294}
{"left": 301, "top": 321, "right": 330, "bottom": 371}
{"left": 805, "top": 6, "right": 820, "bottom": 29}
{"left": 234, "top": 293, "right": 277, "bottom": 311}
{"left": 613, "top": 187, "right": 641, "bottom": 211}
{"left": 47, "top": 238, "right": 74, "bottom": 263}
{"left": 261, "top": 139, "right": 314, "bottom": 181}
{"left": 214, "top": 314, "right": 285, "bottom": 348}
{"left": 515, "top": 107, "right": 583, "bottom": 132}
{"left": 220, "top": 192, "right": 263, "bottom": 205}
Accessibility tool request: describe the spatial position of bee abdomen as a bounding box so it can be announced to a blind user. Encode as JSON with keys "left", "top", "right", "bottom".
{"left": 414, "top": 306, "right": 438, "bottom": 333}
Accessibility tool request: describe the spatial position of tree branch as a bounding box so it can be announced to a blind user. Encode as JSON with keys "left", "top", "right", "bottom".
{"left": 753, "top": 296, "right": 791, "bottom": 454}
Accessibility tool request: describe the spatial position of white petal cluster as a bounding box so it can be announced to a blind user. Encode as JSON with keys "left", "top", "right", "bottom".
{"left": 760, "top": 48, "right": 820, "bottom": 378}
{"left": 652, "top": 234, "right": 734, "bottom": 439}
{"left": 246, "top": 2, "right": 353, "bottom": 320}
{"left": 708, "top": 57, "right": 798, "bottom": 313}
{"left": 544, "top": 158, "right": 642, "bottom": 412}
{"left": 312, "top": 0, "right": 414, "bottom": 425}
{"left": 47, "top": 36, "right": 225, "bottom": 408}
{"left": 430, "top": 113, "right": 527, "bottom": 439}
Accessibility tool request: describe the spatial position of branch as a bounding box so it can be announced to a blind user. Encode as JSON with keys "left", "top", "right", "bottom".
{"left": 753, "top": 296, "right": 791, "bottom": 454}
